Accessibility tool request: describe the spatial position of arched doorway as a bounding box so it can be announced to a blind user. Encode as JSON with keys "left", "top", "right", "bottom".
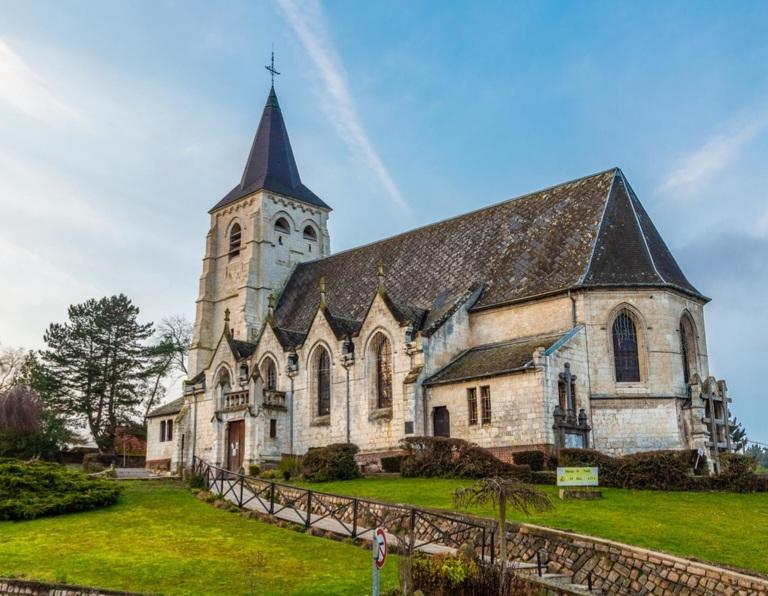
{"left": 433, "top": 406, "right": 450, "bottom": 437}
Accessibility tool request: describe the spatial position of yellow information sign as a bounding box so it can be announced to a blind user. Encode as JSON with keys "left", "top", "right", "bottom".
{"left": 557, "top": 467, "right": 599, "bottom": 487}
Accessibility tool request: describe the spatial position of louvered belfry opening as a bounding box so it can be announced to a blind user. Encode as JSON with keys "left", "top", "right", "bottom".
{"left": 612, "top": 311, "right": 640, "bottom": 382}
{"left": 315, "top": 348, "right": 331, "bottom": 416}
{"left": 374, "top": 335, "right": 393, "bottom": 409}
{"left": 229, "top": 223, "right": 242, "bottom": 258}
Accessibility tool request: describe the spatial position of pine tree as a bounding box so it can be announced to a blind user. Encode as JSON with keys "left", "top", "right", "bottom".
{"left": 730, "top": 417, "right": 747, "bottom": 452}
{"left": 40, "top": 295, "right": 154, "bottom": 452}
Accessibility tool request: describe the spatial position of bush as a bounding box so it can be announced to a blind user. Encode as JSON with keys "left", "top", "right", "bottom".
{"left": 301, "top": 443, "right": 361, "bottom": 482}
{"left": 0, "top": 458, "right": 121, "bottom": 520}
{"left": 400, "top": 437, "right": 530, "bottom": 480}
{"left": 612, "top": 450, "right": 692, "bottom": 490}
{"left": 248, "top": 464, "right": 260, "bottom": 477}
{"left": 512, "top": 450, "right": 547, "bottom": 471}
{"left": 530, "top": 470, "right": 557, "bottom": 485}
{"left": 188, "top": 473, "right": 206, "bottom": 490}
{"left": 279, "top": 455, "right": 301, "bottom": 481}
{"left": 380, "top": 455, "right": 405, "bottom": 473}
{"left": 716, "top": 453, "right": 757, "bottom": 493}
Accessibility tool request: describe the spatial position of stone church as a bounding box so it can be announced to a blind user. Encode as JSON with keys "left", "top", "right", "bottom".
{"left": 145, "top": 84, "right": 733, "bottom": 474}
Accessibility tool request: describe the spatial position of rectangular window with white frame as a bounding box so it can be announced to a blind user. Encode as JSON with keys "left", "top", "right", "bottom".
{"left": 467, "top": 388, "right": 478, "bottom": 425}
{"left": 480, "top": 386, "right": 491, "bottom": 424}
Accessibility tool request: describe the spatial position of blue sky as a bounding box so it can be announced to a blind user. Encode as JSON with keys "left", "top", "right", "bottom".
{"left": 1, "top": 1, "right": 766, "bottom": 440}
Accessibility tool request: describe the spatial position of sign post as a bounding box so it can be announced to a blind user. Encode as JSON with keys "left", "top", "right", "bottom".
{"left": 372, "top": 526, "right": 387, "bottom": 596}
{"left": 556, "top": 467, "right": 601, "bottom": 500}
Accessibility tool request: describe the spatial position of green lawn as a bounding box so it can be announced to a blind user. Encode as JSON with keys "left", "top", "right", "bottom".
{"left": 293, "top": 477, "right": 768, "bottom": 575}
{"left": 0, "top": 481, "right": 397, "bottom": 595}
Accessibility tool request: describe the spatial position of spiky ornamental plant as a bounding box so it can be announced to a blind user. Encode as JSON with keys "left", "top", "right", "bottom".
{"left": 453, "top": 477, "right": 552, "bottom": 595}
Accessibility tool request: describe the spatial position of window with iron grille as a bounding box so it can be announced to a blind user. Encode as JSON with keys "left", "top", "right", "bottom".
{"left": 612, "top": 311, "right": 640, "bottom": 382}
{"left": 467, "top": 388, "right": 478, "bottom": 425}
{"left": 316, "top": 348, "right": 331, "bottom": 416}
{"left": 229, "top": 223, "right": 241, "bottom": 258}
{"left": 480, "top": 386, "right": 491, "bottom": 424}
{"left": 375, "top": 335, "right": 393, "bottom": 409}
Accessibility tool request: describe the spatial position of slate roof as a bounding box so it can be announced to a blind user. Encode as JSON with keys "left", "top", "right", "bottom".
{"left": 147, "top": 396, "right": 186, "bottom": 418}
{"left": 424, "top": 332, "right": 567, "bottom": 386}
{"left": 229, "top": 337, "right": 257, "bottom": 360}
{"left": 210, "top": 87, "right": 330, "bottom": 213}
{"left": 271, "top": 168, "right": 705, "bottom": 346}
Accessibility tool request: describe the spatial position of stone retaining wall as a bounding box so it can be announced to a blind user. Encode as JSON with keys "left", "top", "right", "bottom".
{"left": 0, "top": 578, "right": 142, "bottom": 595}
{"left": 503, "top": 522, "right": 768, "bottom": 595}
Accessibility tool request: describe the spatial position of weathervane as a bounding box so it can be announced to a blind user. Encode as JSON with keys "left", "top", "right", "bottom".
{"left": 265, "top": 50, "right": 280, "bottom": 86}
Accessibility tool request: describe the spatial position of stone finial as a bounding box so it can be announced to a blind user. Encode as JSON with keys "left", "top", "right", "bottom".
{"left": 224, "top": 308, "right": 231, "bottom": 336}
{"left": 319, "top": 276, "right": 327, "bottom": 308}
{"left": 376, "top": 259, "right": 385, "bottom": 295}
{"left": 267, "top": 293, "right": 276, "bottom": 322}
{"left": 532, "top": 346, "right": 546, "bottom": 366}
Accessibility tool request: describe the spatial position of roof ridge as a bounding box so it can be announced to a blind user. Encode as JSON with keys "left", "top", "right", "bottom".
{"left": 579, "top": 169, "right": 619, "bottom": 285}
{"left": 619, "top": 169, "right": 667, "bottom": 284}
{"left": 293, "top": 167, "right": 619, "bottom": 269}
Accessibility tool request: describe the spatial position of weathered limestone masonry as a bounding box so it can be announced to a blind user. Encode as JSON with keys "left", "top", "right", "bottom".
{"left": 147, "top": 82, "right": 735, "bottom": 474}
{"left": 0, "top": 578, "right": 142, "bottom": 595}
{"left": 504, "top": 522, "right": 768, "bottom": 595}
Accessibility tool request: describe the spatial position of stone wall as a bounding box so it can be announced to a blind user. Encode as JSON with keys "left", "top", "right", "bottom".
{"left": 0, "top": 578, "right": 142, "bottom": 595}
{"left": 504, "top": 521, "right": 768, "bottom": 595}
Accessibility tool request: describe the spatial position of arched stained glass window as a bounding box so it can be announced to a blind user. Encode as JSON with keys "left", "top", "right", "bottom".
{"left": 374, "top": 335, "right": 393, "bottom": 409}
{"left": 315, "top": 348, "right": 331, "bottom": 416}
{"left": 612, "top": 311, "right": 640, "bottom": 382}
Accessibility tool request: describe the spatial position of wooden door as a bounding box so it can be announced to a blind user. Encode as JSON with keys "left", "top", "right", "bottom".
{"left": 227, "top": 420, "right": 245, "bottom": 472}
{"left": 433, "top": 406, "right": 450, "bottom": 438}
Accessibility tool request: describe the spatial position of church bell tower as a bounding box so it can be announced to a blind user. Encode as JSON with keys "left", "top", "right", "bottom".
{"left": 188, "top": 80, "right": 332, "bottom": 376}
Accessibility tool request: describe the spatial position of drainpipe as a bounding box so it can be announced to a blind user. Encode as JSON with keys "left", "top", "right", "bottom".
{"left": 345, "top": 365, "right": 351, "bottom": 444}
{"left": 422, "top": 384, "right": 429, "bottom": 435}
{"left": 569, "top": 290, "right": 577, "bottom": 327}
{"left": 289, "top": 375, "right": 295, "bottom": 456}
{"left": 192, "top": 392, "right": 198, "bottom": 465}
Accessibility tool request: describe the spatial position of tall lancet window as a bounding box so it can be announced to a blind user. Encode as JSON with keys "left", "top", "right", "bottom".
{"left": 612, "top": 311, "right": 640, "bottom": 382}
{"left": 314, "top": 348, "right": 331, "bottom": 416}
{"left": 262, "top": 358, "right": 277, "bottom": 391}
{"left": 679, "top": 314, "right": 697, "bottom": 385}
{"left": 373, "top": 334, "right": 393, "bottom": 409}
{"left": 229, "top": 223, "right": 241, "bottom": 258}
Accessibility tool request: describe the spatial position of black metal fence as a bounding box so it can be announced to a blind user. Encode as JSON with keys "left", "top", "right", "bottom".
{"left": 192, "top": 457, "right": 494, "bottom": 561}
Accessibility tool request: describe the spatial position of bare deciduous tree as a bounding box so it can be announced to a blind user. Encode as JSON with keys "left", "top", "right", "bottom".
{"left": 454, "top": 477, "right": 552, "bottom": 595}
{"left": 143, "top": 315, "right": 192, "bottom": 418}
{"left": 0, "top": 345, "right": 27, "bottom": 392}
{"left": 0, "top": 385, "right": 42, "bottom": 434}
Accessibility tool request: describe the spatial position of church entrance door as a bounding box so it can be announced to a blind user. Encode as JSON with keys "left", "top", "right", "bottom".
{"left": 227, "top": 420, "right": 245, "bottom": 472}
{"left": 433, "top": 406, "right": 450, "bottom": 437}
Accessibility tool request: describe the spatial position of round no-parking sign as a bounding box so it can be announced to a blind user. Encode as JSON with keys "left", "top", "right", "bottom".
{"left": 374, "top": 527, "right": 387, "bottom": 569}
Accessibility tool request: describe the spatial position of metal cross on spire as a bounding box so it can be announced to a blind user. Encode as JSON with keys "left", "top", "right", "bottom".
{"left": 265, "top": 51, "right": 280, "bottom": 86}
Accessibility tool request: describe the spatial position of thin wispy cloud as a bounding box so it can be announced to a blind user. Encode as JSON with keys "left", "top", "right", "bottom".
{"left": 659, "top": 110, "right": 768, "bottom": 196}
{"left": 276, "top": 0, "right": 408, "bottom": 211}
{"left": 0, "top": 39, "right": 81, "bottom": 125}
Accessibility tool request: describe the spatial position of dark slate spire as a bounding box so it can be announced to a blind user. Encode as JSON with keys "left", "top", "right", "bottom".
{"left": 210, "top": 86, "right": 329, "bottom": 212}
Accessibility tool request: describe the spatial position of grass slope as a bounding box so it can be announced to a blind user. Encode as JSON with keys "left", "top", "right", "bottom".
{"left": 0, "top": 481, "right": 397, "bottom": 595}
{"left": 292, "top": 477, "right": 768, "bottom": 575}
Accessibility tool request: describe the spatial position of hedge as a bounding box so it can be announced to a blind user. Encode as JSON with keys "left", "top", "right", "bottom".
{"left": 558, "top": 448, "right": 760, "bottom": 492}
{"left": 512, "top": 450, "right": 547, "bottom": 472}
{"left": 0, "top": 458, "right": 121, "bottom": 520}
{"left": 301, "top": 443, "right": 361, "bottom": 482}
{"left": 400, "top": 437, "right": 530, "bottom": 480}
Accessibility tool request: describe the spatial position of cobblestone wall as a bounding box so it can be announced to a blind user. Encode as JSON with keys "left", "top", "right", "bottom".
{"left": 504, "top": 522, "right": 768, "bottom": 595}
{"left": 0, "top": 578, "right": 141, "bottom": 595}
